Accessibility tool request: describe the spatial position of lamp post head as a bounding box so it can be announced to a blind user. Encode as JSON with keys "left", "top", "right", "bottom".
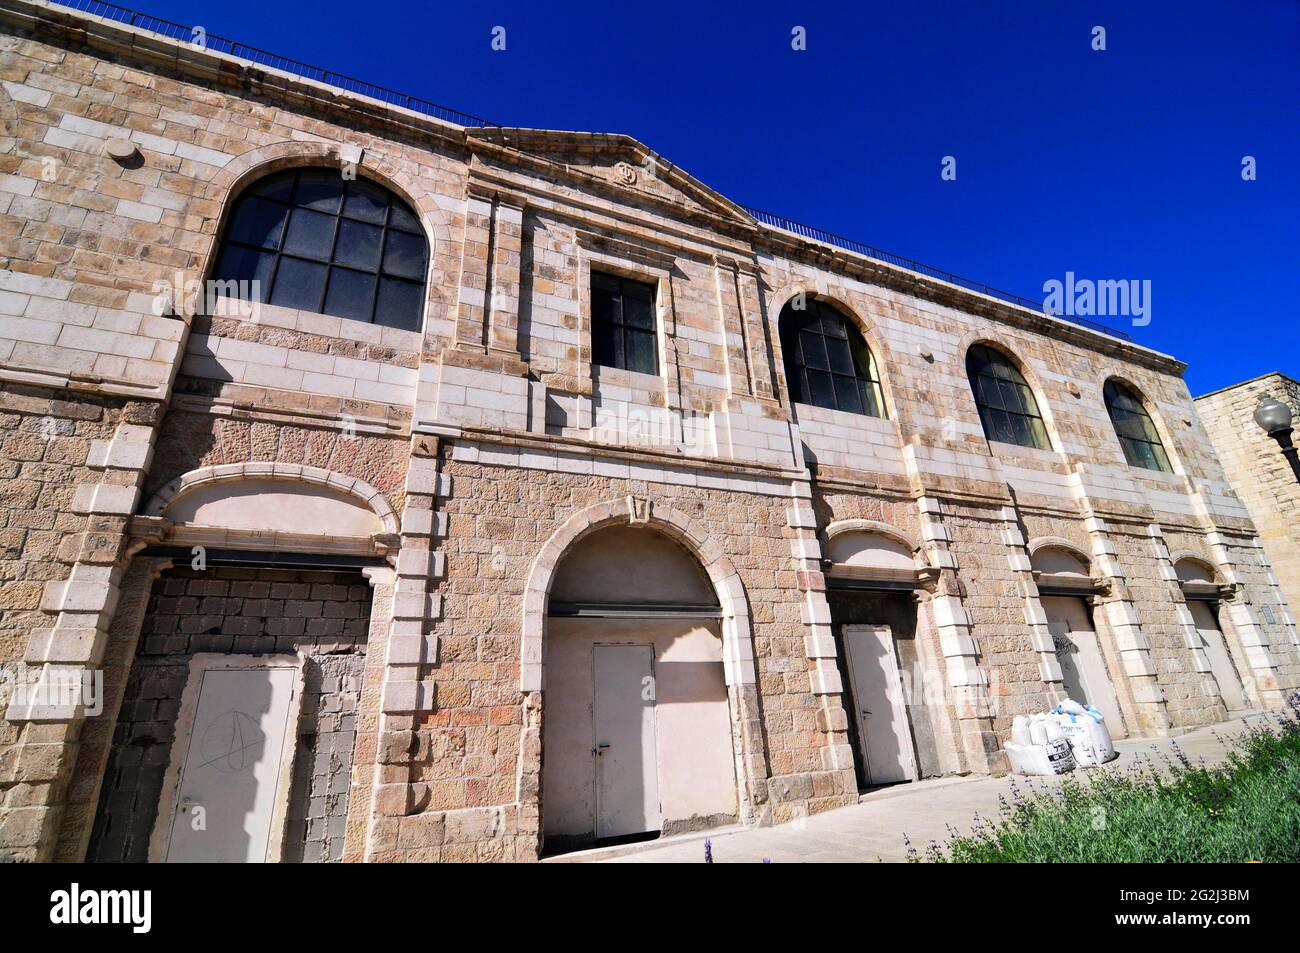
{"left": 1254, "top": 395, "right": 1293, "bottom": 436}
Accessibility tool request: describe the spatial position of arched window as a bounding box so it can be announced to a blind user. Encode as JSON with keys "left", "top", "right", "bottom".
{"left": 213, "top": 168, "right": 428, "bottom": 330}
{"left": 779, "top": 298, "right": 886, "bottom": 417}
{"left": 966, "top": 344, "right": 1051, "bottom": 449}
{"left": 1104, "top": 379, "right": 1172, "bottom": 472}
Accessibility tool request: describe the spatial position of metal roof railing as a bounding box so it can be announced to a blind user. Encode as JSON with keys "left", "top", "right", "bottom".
{"left": 743, "top": 206, "right": 1131, "bottom": 341}
{"left": 49, "top": 0, "right": 497, "bottom": 127}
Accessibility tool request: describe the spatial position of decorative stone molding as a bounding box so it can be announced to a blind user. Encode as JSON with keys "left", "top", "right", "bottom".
{"left": 822, "top": 518, "right": 924, "bottom": 558}
{"left": 142, "top": 462, "right": 400, "bottom": 535}
{"left": 912, "top": 496, "right": 1000, "bottom": 774}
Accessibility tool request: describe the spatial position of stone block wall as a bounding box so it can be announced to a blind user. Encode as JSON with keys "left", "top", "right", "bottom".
{"left": 0, "top": 0, "right": 1296, "bottom": 863}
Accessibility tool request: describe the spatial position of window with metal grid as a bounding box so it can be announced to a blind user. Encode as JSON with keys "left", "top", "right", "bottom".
{"left": 1104, "top": 379, "right": 1173, "bottom": 472}
{"left": 212, "top": 168, "right": 428, "bottom": 330}
{"left": 966, "top": 344, "right": 1051, "bottom": 449}
{"left": 591, "top": 271, "right": 659, "bottom": 375}
{"left": 778, "top": 298, "right": 886, "bottom": 417}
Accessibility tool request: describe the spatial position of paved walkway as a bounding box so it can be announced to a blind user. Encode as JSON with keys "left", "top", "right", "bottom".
{"left": 554, "top": 712, "right": 1273, "bottom": 864}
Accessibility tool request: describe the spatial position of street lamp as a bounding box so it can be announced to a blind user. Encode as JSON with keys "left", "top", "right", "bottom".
{"left": 1254, "top": 395, "right": 1300, "bottom": 485}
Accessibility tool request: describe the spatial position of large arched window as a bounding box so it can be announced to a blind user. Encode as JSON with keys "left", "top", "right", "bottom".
{"left": 212, "top": 168, "right": 428, "bottom": 330}
{"left": 1104, "top": 379, "right": 1172, "bottom": 472}
{"left": 779, "top": 298, "right": 886, "bottom": 417}
{"left": 966, "top": 344, "right": 1051, "bottom": 450}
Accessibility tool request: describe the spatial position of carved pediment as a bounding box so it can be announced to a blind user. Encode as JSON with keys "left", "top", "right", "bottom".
{"left": 465, "top": 128, "right": 756, "bottom": 225}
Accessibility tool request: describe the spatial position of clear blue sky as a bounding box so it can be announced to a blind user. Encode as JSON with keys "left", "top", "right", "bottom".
{"left": 108, "top": 0, "right": 1296, "bottom": 394}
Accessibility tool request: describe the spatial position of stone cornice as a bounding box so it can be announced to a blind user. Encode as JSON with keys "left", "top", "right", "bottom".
{"left": 0, "top": 0, "right": 468, "bottom": 149}
{"left": 750, "top": 226, "right": 1185, "bottom": 376}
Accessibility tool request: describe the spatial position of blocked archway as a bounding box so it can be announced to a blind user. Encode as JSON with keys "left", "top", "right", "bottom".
{"left": 517, "top": 498, "right": 767, "bottom": 853}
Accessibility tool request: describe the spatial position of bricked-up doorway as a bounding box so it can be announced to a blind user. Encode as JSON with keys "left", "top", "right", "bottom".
{"left": 540, "top": 525, "right": 737, "bottom": 855}
{"left": 1040, "top": 595, "right": 1127, "bottom": 738}
{"left": 827, "top": 588, "right": 938, "bottom": 789}
{"left": 1186, "top": 599, "right": 1250, "bottom": 713}
{"left": 86, "top": 565, "right": 372, "bottom": 863}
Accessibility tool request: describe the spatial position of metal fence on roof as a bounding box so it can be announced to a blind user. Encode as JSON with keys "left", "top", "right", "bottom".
{"left": 49, "top": 0, "right": 497, "bottom": 127}
{"left": 743, "top": 206, "right": 1131, "bottom": 341}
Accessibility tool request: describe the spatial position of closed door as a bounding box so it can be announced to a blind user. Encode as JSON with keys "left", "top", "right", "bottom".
{"left": 1042, "top": 596, "right": 1126, "bottom": 739}
{"left": 593, "top": 644, "right": 660, "bottom": 839}
{"left": 157, "top": 660, "right": 301, "bottom": 862}
{"left": 842, "top": 625, "right": 916, "bottom": 785}
{"left": 1188, "top": 600, "right": 1248, "bottom": 712}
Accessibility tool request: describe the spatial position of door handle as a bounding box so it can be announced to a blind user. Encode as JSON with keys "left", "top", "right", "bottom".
{"left": 594, "top": 743, "right": 610, "bottom": 756}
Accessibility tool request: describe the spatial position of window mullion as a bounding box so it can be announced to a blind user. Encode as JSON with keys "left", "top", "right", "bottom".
{"left": 317, "top": 209, "right": 345, "bottom": 315}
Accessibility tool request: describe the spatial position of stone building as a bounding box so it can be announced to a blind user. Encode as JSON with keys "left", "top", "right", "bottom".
{"left": 0, "top": 0, "right": 1295, "bottom": 863}
{"left": 1197, "top": 373, "right": 1300, "bottom": 626}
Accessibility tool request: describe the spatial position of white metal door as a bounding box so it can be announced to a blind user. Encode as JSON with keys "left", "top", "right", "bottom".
{"left": 1043, "top": 596, "right": 1126, "bottom": 739}
{"left": 153, "top": 656, "right": 302, "bottom": 863}
{"left": 842, "top": 625, "right": 915, "bottom": 785}
{"left": 593, "top": 644, "right": 660, "bottom": 839}
{"left": 1188, "top": 600, "right": 1248, "bottom": 712}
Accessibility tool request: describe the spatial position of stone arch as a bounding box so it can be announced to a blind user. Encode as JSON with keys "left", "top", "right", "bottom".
{"left": 142, "top": 462, "right": 399, "bottom": 535}
{"left": 188, "top": 140, "right": 453, "bottom": 332}
{"left": 1027, "top": 537, "right": 1094, "bottom": 570}
{"left": 1172, "top": 554, "right": 1220, "bottom": 584}
{"left": 822, "top": 518, "right": 926, "bottom": 569}
{"left": 767, "top": 284, "right": 901, "bottom": 420}
{"left": 958, "top": 333, "right": 1065, "bottom": 452}
{"left": 521, "top": 498, "right": 754, "bottom": 692}
{"left": 517, "top": 498, "right": 769, "bottom": 847}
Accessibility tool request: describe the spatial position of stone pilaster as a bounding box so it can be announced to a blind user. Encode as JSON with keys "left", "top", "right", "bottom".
{"left": 914, "top": 495, "right": 1003, "bottom": 775}
{"left": 785, "top": 480, "right": 857, "bottom": 798}
{"left": 1148, "top": 525, "right": 1215, "bottom": 678}
{"left": 53, "top": 555, "right": 172, "bottom": 861}
{"left": 452, "top": 192, "right": 494, "bottom": 351}
{"left": 1081, "top": 515, "right": 1171, "bottom": 735}
{"left": 713, "top": 254, "right": 755, "bottom": 399}
{"left": 998, "top": 506, "right": 1065, "bottom": 695}
{"left": 1, "top": 410, "right": 160, "bottom": 860}
{"left": 366, "top": 435, "right": 448, "bottom": 859}
{"left": 735, "top": 260, "right": 776, "bottom": 401}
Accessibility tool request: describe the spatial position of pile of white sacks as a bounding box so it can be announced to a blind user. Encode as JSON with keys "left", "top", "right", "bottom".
{"left": 1004, "top": 699, "right": 1117, "bottom": 775}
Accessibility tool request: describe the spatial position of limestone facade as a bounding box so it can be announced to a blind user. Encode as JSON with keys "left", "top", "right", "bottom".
{"left": 1196, "top": 373, "right": 1300, "bottom": 627}
{"left": 0, "top": 0, "right": 1295, "bottom": 862}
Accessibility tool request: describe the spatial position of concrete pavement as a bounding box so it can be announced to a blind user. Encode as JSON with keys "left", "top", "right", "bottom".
{"left": 549, "top": 712, "right": 1275, "bottom": 863}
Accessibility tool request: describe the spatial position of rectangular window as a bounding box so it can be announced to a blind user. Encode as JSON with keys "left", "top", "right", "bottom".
{"left": 591, "top": 271, "right": 659, "bottom": 375}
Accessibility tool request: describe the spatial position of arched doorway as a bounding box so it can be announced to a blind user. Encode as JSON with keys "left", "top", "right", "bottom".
{"left": 1032, "top": 544, "right": 1126, "bottom": 738}
{"left": 1176, "top": 558, "right": 1249, "bottom": 713}
{"left": 541, "top": 524, "right": 738, "bottom": 853}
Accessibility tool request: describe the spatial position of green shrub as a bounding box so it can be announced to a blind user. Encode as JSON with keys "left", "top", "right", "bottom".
{"left": 910, "top": 695, "right": 1300, "bottom": 863}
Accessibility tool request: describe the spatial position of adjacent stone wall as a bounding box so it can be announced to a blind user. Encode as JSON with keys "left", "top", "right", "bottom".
{"left": 1197, "top": 374, "right": 1300, "bottom": 625}
{"left": 0, "top": 383, "right": 126, "bottom": 855}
